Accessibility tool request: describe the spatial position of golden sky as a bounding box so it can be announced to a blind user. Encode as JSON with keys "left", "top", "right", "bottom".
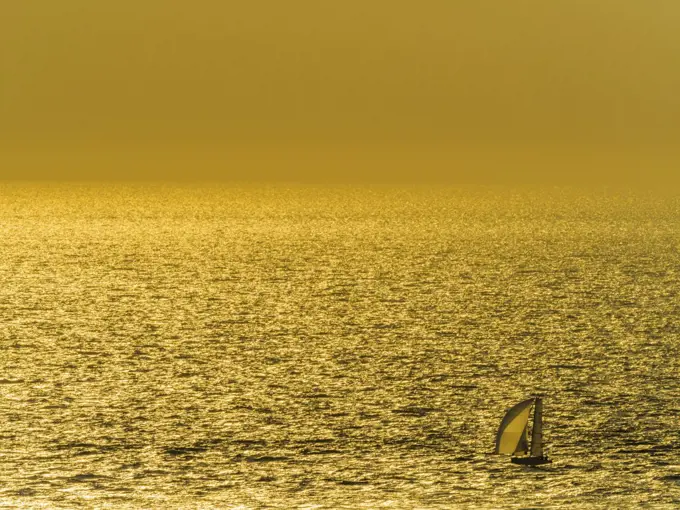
{"left": 1, "top": 1, "right": 679, "bottom": 185}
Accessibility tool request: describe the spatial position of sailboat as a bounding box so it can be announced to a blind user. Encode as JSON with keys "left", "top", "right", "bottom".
{"left": 495, "top": 397, "right": 552, "bottom": 466}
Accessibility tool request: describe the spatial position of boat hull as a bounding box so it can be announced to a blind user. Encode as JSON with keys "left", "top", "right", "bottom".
{"left": 511, "top": 456, "right": 552, "bottom": 466}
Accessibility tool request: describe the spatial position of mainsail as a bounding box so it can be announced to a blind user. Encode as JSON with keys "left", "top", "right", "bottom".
{"left": 494, "top": 398, "right": 534, "bottom": 455}
{"left": 530, "top": 397, "right": 543, "bottom": 457}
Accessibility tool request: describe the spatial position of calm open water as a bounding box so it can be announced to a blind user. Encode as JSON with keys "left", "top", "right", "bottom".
{"left": 0, "top": 183, "right": 678, "bottom": 509}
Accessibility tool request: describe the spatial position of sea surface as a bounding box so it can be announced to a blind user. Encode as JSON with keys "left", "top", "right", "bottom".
{"left": 0, "top": 183, "right": 678, "bottom": 509}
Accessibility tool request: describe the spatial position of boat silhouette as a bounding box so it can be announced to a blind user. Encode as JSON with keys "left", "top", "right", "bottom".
{"left": 495, "top": 397, "right": 552, "bottom": 466}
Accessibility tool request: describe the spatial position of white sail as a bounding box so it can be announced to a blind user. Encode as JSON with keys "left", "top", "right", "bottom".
{"left": 530, "top": 397, "right": 543, "bottom": 457}
{"left": 494, "top": 398, "right": 534, "bottom": 455}
{"left": 515, "top": 423, "right": 529, "bottom": 454}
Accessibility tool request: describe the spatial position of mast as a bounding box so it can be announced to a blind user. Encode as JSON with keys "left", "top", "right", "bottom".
{"left": 530, "top": 397, "right": 543, "bottom": 457}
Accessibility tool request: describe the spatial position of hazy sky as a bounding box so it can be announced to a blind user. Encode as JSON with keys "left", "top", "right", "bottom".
{"left": 2, "top": 1, "right": 679, "bottom": 185}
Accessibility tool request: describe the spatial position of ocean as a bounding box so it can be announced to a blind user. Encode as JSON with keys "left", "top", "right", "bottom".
{"left": 0, "top": 183, "right": 678, "bottom": 508}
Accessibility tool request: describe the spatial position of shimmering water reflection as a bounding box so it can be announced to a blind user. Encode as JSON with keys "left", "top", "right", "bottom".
{"left": 0, "top": 184, "right": 678, "bottom": 508}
